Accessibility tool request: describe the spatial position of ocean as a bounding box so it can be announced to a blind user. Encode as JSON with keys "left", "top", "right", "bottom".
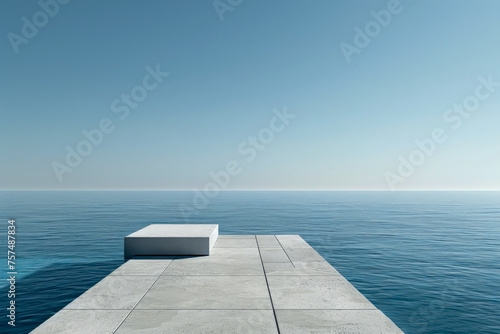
{"left": 0, "top": 191, "right": 499, "bottom": 333}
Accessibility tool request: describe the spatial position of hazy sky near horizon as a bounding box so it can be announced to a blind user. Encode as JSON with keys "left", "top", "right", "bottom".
{"left": 2, "top": 0, "right": 500, "bottom": 190}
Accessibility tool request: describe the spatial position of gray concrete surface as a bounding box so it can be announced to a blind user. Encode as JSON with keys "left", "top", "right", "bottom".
{"left": 32, "top": 234, "right": 404, "bottom": 334}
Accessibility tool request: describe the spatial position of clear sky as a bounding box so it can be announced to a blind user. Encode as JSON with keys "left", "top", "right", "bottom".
{"left": 2, "top": 0, "right": 500, "bottom": 190}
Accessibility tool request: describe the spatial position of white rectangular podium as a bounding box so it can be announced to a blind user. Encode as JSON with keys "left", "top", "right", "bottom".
{"left": 124, "top": 224, "right": 219, "bottom": 259}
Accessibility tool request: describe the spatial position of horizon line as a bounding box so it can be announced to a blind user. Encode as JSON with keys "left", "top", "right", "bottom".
{"left": 1, "top": 189, "right": 500, "bottom": 192}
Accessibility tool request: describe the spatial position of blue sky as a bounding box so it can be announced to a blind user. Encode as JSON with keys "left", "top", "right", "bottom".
{"left": 1, "top": 0, "right": 500, "bottom": 190}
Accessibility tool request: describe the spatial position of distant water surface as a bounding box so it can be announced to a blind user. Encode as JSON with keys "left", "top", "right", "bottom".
{"left": 0, "top": 191, "right": 499, "bottom": 333}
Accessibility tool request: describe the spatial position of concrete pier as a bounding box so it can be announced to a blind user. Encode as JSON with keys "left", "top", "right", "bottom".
{"left": 32, "top": 234, "right": 404, "bottom": 333}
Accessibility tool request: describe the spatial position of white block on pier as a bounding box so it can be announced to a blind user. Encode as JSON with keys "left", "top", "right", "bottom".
{"left": 124, "top": 224, "right": 218, "bottom": 259}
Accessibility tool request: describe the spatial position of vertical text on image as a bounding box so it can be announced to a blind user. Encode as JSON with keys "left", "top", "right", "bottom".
{"left": 6, "top": 219, "right": 17, "bottom": 327}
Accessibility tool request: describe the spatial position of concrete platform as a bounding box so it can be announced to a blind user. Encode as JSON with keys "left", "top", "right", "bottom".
{"left": 32, "top": 235, "right": 404, "bottom": 333}
{"left": 124, "top": 224, "right": 218, "bottom": 259}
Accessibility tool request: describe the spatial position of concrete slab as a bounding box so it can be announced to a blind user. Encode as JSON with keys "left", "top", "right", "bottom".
{"left": 268, "top": 275, "right": 377, "bottom": 310}
{"left": 264, "top": 260, "right": 341, "bottom": 276}
{"left": 276, "top": 310, "right": 404, "bottom": 334}
{"left": 260, "top": 248, "right": 292, "bottom": 263}
{"left": 218, "top": 235, "right": 256, "bottom": 239}
{"left": 284, "top": 247, "right": 326, "bottom": 262}
{"left": 64, "top": 275, "right": 157, "bottom": 310}
{"left": 31, "top": 310, "right": 130, "bottom": 334}
{"left": 172, "top": 246, "right": 262, "bottom": 262}
{"left": 110, "top": 259, "right": 174, "bottom": 276}
{"left": 136, "top": 275, "right": 272, "bottom": 310}
{"left": 163, "top": 247, "right": 263, "bottom": 275}
{"left": 276, "top": 235, "right": 311, "bottom": 248}
{"left": 257, "top": 235, "right": 282, "bottom": 248}
{"left": 124, "top": 224, "right": 218, "bottom": 259}
{"left": 164, "top": 257, "right": 264, "bottom": 276}
{"left": 214, "top": 237, "right": 258, "bottom": 248}
{"left": 115, "top": 310, "right": 278, "bottom": 333}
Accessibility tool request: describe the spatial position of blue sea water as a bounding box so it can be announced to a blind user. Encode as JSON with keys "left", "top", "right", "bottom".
{"left": 0, "top": 191, "right": 499, "bottom": 334}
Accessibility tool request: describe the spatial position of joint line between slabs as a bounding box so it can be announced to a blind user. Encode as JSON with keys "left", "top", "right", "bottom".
{"left": 274, "top": 236, "right": 295, "bottom": 267}
{"left": 257, "top": 235, "right": 281, "bottom": 334}
{"left": 112, "top": 256, "right": 177, "bottom": 333}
